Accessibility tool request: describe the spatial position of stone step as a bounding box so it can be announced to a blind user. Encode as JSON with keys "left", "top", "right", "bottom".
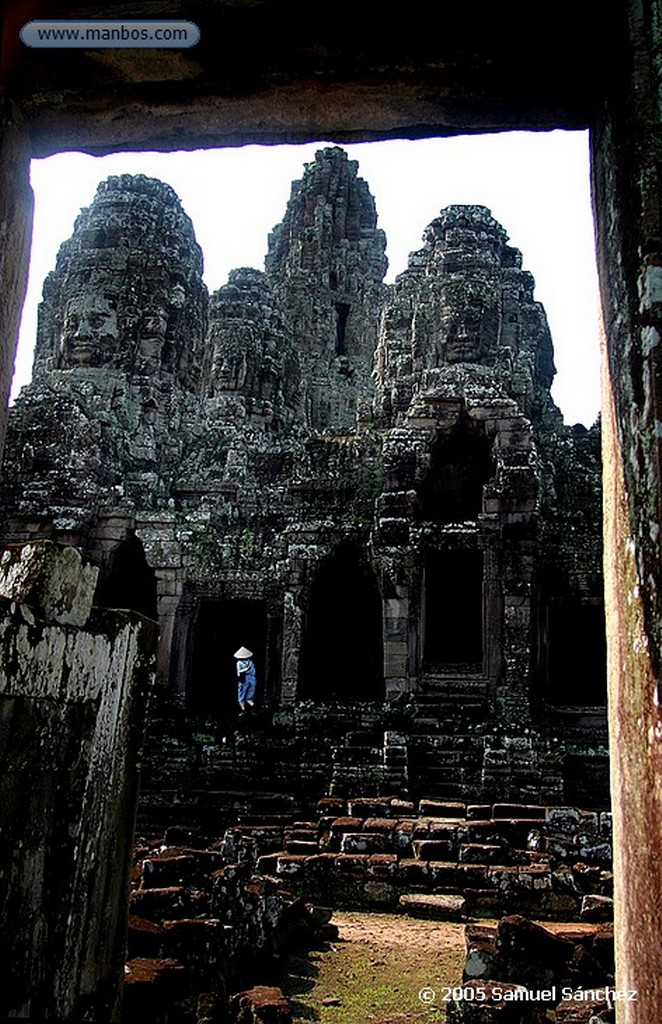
{"left": 123, "top": 957, "right": 188, "bottom": 1014}
{"left": 399, "top": 892, "right": 467, "bottom": 920}
{"left": 285, "top": 840, "right": 320, "bottom": 855}
{"left": 418, "top": 799, "right": 467, "bottom": 818}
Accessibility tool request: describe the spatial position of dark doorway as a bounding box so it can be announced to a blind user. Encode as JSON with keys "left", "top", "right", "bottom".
{"left": 424, "top": 549, "right": 484, "bottom": 670}
{"left": 418, "top": 417, "right": 493, "bottom": 523}
{"left": 300, "top": 543, "right": 384, "bottom": 700}
{"left": 187, "top": 598, "right": 267, "bottom": 717}
{"left": 94, "top": 532, "right": 158, "bottom": 619}
{"left": 335, "top": 302, "right": 350, "bottom": 355}
{"left": 546, "top": 602, "right": 607, "bottom": 705}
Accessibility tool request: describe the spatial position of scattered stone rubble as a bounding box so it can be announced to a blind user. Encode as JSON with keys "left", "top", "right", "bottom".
{"left": 448, "top": 914, "right": 615, "bottom": 1023}
{"left": 126, "top": 823, "right": 337, "bottom": 1023}
{"left": 222, "top": 796, "right": 612, "bottom": 920}
{"left": 123, "top": 795, "right": 612, "bottom": 1022}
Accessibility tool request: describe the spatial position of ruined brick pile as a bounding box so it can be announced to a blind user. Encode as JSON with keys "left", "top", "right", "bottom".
{"left": 124, "top": 796, "right": 612, "bottom": 1021}
{"left": 449, "top": 914, "right": 615, "bottom": 1023}
{"left": 125, "top": 825, "right": 337, "bottom": 1023}
{"left": 224, "top": 797, "right": 613, "bottom": 920}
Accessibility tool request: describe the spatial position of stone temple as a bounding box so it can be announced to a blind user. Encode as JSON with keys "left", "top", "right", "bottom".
{"left": 0, "top": 147, "right": 606, "bottom": 821}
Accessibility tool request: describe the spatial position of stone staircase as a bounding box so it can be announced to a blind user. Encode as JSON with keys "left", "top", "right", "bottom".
{"left": 137, "top": 692, "right": 606, "bottom": 832}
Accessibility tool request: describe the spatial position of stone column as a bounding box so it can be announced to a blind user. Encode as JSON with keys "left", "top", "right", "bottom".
{"left": 492, "top": 411, "right": 539, "bottom": 724}
{"left": 384, "top": 588, "right": 410, "bottom": 697}
{"left": 0, "top": 111, "right": 33, "bottom": 459}
{"left": 281, "top": 589, "right": 303, "bottom": 702}
{"left": 137, "top": 514, "right": 182, "bottom": 685}
{"left": 0, "top": 541, "right": 156, "bottom": 1022}
{"left": 592, "top": 2, "right": 662, "bottom": 1018}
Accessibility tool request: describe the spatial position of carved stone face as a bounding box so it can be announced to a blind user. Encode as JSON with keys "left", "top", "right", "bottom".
{"left": 136, "top": 309, "right": 168, "bottom": 371}
{"left": 59, "top": 294, "right": 119, "bottom": 367}
{"left": 32, "top": 176, "right": 208, "bottom": 386}
{"left": 437, "top": 281, "right": 500, "bottom": 364}
{"left": 211, "top": 345, "right": 248, "bottom": 392}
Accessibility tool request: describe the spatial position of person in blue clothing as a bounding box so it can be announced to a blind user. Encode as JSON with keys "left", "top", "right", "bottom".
{"left": 234, "top": 646, "right": 256, "bottom": 713}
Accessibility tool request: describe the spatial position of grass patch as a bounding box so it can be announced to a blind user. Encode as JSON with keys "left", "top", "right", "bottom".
{"left": 280, "top": 911, "right": 465, "bottom": 1024}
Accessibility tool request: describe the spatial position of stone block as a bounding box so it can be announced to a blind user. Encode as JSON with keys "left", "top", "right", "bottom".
{"left": 363, "top": 817, "right": 396, "bottom": 837}
{"left": 555, "top": 991, "right": 614, "bottom": 1022}
{"left": 347, "top": 797, "right": 391, "bottom": 817}
{"left": 256, "top": 854, "right": 280, "bottom": 875}
{"left": 418, "top": 799, "right": 466, "bottom": 818}
{"left": 129, "top": 886, "right": 210, "bottom": 922}
{"left": 580, "top": 895, "right": 613, "bottom": 922}
{"left": 340, "top": 832, "right": 387, "bottom": 854}
{"left": 459, "top": 864, "right": 491, "bottom": 888}
{"left": 468, "top": 819, "right": 535, "bottom": 848}
{"left": 0, "top": 541, "right": 98, "bottom": 626}
{"left": 363, "top": 880, "right": 399, "bottom": 905}
{"left": 127, "top": 916, "right": 165, "bottom": 959}
{"left": 229, "top": 985, "right": 292, "bottom": 1023}
{"left": 467, "top": 804, "right": 492, "bottom": 820}
{"left": 141, "top": 854, "right": 198, "bottom": 889}
{"left": 316, "top": 796, "right": 346, "bottom": 816}
{"left": 487, "top": 866, "right": 520, "bottom": 893}
{"left": 463, "top": 926, "right": 497, "bottom": 980}
{"left": 493, "top": 915, "right": 575, "bottom": 988}
{"left": 399, "top": 892, "right": 466, "bottom": 920}
{"left": 396, "top": 858, "right": 430, "bottom": 885}
{"left": 390, "top": 798, "right": 416, "bottom": 816}
{"left": 123, "top": 958, "right": 188, "bottom": 1014}
{"left": 432, "top": 820, "right": 469, "bottom": 841}
{"left": 333, "top": 853, "right": 371, "bottom": 872}
{"left": 575, "top": 836, "right": 612, "bottom": 864}
{"left": 493, "top": 803, "right": 546, "bottom": 820}
{"left": 540, "top": 893, "right": 582, "bottom": 918}
{"left": 304, "top": 853, "right": 337, "bottom": 875}
{"left": 329, "top": 816, "right": 364, "bottom": 834}
{"left": 366, "top": 853, "right": 397, "bottom": 878}
{"left": 413, "top": 839, "right": 455, "bottom": 860}
{"left": 285, "top": 840, "right": 319, "bottom": 855}
{"left": 545, "top": 807, "right": 583, "bottom": 837}
{"left": 459, "top": 843, "right": 504, "bottom": 865}
{"left": 160, "top": 918, "right": 225, "bottom": 964}
{"left": 429, "top": 861, "right": 461, "bottom": 887}
{"left": 275, "top": 855, "right": 309, "bottom": 876}
{"left": 517, "top": 866, "right": 552, "bottom": 891}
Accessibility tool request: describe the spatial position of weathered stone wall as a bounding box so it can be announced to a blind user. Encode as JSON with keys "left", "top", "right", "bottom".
{"left": 0, "top": 113, "right": 33, "bottom": 460}
{"left": 591, "top": 4, "right": 662, "bottom": 1019}
{"left": 0, "top": 542, "right": 156, "bottom": 1022}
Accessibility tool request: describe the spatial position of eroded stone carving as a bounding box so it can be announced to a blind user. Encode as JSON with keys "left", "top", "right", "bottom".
{"left": 33, "top": 174, "right": 208, "bottom": 387}
{"left": 374, "top": 204, "right": 556, "bottom": 427}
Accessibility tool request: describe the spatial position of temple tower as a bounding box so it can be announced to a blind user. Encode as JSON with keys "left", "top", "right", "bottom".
{"left": 265, "top": 147, "right": 387, "bottom": 431}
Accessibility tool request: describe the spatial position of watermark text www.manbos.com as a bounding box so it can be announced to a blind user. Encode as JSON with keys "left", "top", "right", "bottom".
{"left": 20, "top": 21, "right": 201, "bottom": 49}
{"left": 418, "top": 985, "right": 638, "bottom": 1009}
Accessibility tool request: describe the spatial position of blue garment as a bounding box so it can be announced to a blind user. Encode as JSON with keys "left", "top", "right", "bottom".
{"left": 236, "top": 658, "right": 256, "bottom": 704}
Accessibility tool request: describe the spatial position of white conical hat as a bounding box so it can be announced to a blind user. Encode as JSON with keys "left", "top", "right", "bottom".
{"left": 234, "top": 646, "right": 253, "bottom": 658}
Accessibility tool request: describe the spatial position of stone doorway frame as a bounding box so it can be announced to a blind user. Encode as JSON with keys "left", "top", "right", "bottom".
{"left": 1, "top": 3, "right": 660, "bottom": 1014}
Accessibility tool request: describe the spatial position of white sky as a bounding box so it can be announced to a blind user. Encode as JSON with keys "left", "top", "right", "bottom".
{"left": 12, "top": 130, "right": 602, "bottom": 425}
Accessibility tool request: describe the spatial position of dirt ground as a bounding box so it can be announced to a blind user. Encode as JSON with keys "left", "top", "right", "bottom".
{"left": 280, "top": 911, "right": 466, "bottom": 1024}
